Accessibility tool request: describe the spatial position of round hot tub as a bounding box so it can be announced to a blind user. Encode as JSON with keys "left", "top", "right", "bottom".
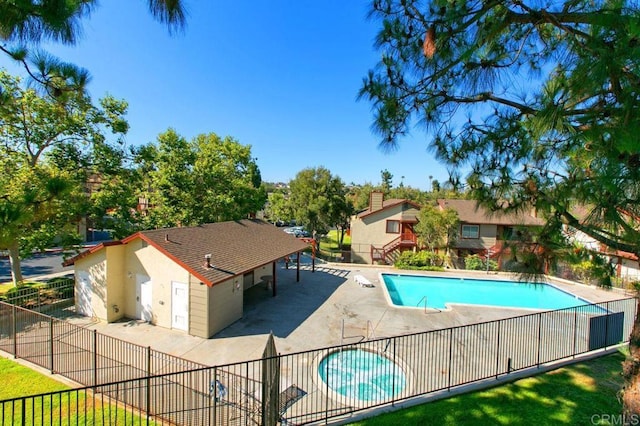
{"left": 317, "top": 349, "right": 407, "bottom": 403}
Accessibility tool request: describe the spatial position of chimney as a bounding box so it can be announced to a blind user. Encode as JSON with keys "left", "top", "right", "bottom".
{"left": 204, "top": 253, "right": 212, "bottom": 268}
{"left": 370, "top": 191, "right": 384, "bottom": 212}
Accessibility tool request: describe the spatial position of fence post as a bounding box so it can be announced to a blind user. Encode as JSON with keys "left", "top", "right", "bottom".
{"left": 447, "top": 328, "right": 454, "bottom": 391}
{"left": 536, "top": 314, "right": 542, "bottom": 367}
{"left": 392, "top": 337, "right": 396, "bottom": 406}
{"left": 212, "top": 367, "right": 218, "bottom": 426}
{"left": 12, "top": 304, "right": 18, "bottom": 358}
{"left": 572, "top": 309, "right": 578, "bottom": 358}
{"left": 604, "top": 301, "right": 610, "bottom": 350}
{"left": 146, "top": 346, "right": 151, "bottom": 424}
{"left": 325, "top": 350, "right": 330, "bottom": 425}
{"left": 21, "top": 398, "right": 26, "bottom": 426}
{"left": 93, "top": 329, "right": 97, "bottom": 387}
{"left": 495, "top": 321, "right": 501, "bottom": 379}
{"left": 49, "top": 317, "right": 54, "bottom": 373}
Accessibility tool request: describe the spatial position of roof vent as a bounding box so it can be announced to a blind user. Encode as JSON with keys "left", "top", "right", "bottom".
{"left": 204, "top": 253, "right": 212, "bottom": 269}
{"left": 165, "top": 233, "right": 169, "bottom": 242}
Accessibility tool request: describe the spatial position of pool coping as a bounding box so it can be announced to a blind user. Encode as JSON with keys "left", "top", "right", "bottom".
{"left": 310, "top": 346, "right": 415, "bottom": 409}
{"left": 377, "top": 271, "right": 605, "bottom": 313}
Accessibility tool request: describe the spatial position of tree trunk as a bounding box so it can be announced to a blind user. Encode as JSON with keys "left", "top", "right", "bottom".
{"left": 8, "top": 240, "right": 23, "bottom": 285}
{"left": 622, "top": 297, "right": 640, "bottom": 418}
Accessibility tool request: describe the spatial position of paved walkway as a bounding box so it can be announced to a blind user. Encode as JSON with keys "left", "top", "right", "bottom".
{"left": 66, "top": 262, "right": 631, "bottom": 367}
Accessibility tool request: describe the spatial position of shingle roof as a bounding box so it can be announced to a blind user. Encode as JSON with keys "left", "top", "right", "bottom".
{"left": 66, "top": 219, "right": 310, "bottom": 287}
{"left": 437, "top": 199, "right": 545, "bottom": 226}
{"left": 357, "top": 198, "right": 421, "bottom": 218}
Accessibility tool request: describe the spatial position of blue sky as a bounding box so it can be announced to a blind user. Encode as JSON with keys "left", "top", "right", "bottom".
{"left": 1, "top": 1, "right": 450, "bottom": 190}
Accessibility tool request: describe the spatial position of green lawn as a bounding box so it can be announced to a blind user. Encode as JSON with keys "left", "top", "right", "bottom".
{"left": 0, "top": 356, "right": 70, "bottom": 399}
{"left": 350, "top": 351, "right": 626, "bottom": 425}
{"left": 1, "top": 350, "right": 627, "bottom": 425}
{"left": 319, "top": 229, "right": 350, "bottom": 252}
{"left": 0, "top": 356, "right": 152, "bottom": 424}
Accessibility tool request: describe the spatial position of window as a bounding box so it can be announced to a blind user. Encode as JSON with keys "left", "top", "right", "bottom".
{"left": 462, "top": 224, "right": 480, "bottom": 239}
{"left": 386, "top": 220, "right": 400, "bottom": 234}
{"left": 502, "top": 226, "right": 514, "bottom": 240}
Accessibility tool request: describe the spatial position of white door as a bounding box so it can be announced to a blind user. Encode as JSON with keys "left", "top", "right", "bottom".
{"left": 136, "top": 274, "right": 153, "bottom": 322}
{"left": 171, "top": 281, "right": 189, "bottom": 331}
{"left": 76, "top": 271, "right": 92, "bottom": 317}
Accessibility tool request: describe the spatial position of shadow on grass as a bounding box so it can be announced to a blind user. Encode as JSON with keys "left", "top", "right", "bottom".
{"left": 352, "top": 351, "right": 626, "bottom": 425}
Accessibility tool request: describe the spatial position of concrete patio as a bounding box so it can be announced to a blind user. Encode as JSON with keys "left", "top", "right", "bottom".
{"left": 67, "top": 258, "right": 632, "bottom": 367}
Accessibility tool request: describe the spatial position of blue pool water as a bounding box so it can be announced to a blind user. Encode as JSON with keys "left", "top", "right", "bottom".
{"left": 318, "top": 349, "right": 406, "bottom": 402}
{"left": 382, "top": 274, "right": 593, "bottom": 311}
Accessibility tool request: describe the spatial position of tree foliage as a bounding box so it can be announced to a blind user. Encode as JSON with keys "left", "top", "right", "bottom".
{"left": 0, "top": 70, "right": 128, "bottom": 284}
{"left": 265, "top": 191, "right": 293, "bottom": 224}
{"left": 380, "top": 168, "right": 393, "bottom": 193}
{"left": 136, "top": 129, "right": 266, "bottom": 228}
{"left": 362, "top": 0, "right": 640, "bottom": 259}
{"left": 361, "top": 0, "right": 640, "bottom": 415}
{"left": 414, "top": 203, "right": 458, "bottom": 252}
{"left": 388, "top": 185, "right": 431, "bottom": 205}
{"left": 348, "top": 182, "right": 380, "bottom": 211}
{"left": 289, "top": 167, "right": 353, "bottom": 236}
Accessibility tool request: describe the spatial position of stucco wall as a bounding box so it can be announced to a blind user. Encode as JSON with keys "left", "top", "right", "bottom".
{"left": 619, "top": 258, "right": 640, "bottom": 281}
{"left": 75, "top": 250, "right": 107, "bottom": 319}
{"left": 209, "top": 276, "right": 243, "bottom": 336}
{"left": 454, "top": 224, "right": 497, "bottom": 251}
{"left": 73, "top": 238, "right": 254, "bottom": 338}
{"left": 350, "top": 204, "right": 419, "bottom": 264}
{"left": 122, "top": 240, "right": 190, "bottom": 329}
{"left": 254, "top": 264, "right": 272, "bottom": 285}
{"left": 105, "top": 245, "right": 126, "bottom": 322}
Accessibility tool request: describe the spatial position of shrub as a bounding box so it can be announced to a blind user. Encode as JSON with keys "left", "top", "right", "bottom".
{"left": 3, "top": 286, "right": 39, "bottom": 307}
{"left": 44, "top": 277, "right": 75, "bottom": 299}
{"left": 395, "top": 250, "right": 446, "bottom": 271}
{"left": 465, "top": 254, "right": 497, "bottom": 271}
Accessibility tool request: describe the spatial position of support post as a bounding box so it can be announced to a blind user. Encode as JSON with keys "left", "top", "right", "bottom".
{"left": 12, "top": 304, "right": 18, "bottom": 358}
{"left": 536, "top": 314, "right": 542, "bottom": 367}
{"left": 272, "top": 261, "right": 277, "bottom": 297}
{"left": 93, "top": 329, "right": 98, "bottom": 387}
{"left": 312, "top": 239, "right": 316, "bottom": 273}
{"left": 147, "top": 346, "right": 151, "bottom": 421}
{"left": 49, "top": 317, "right": 54, "bottom": 373}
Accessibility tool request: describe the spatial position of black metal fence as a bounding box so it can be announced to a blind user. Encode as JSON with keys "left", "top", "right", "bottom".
{"left": 0, "top": 277, "right": 75, "bottom": 317}
{"left": 1, "top": 298, "right": 637, "bottom": 425}
{"left": 0, "top": 302, "right": 207, "bottom": 386}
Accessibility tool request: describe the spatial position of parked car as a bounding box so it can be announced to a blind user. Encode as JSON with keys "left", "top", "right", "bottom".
{"left": 283, "top": 226, "right": 310, "bottom": 238}
{"left": 283, "top": 227, "right": 298, "bottom": 236}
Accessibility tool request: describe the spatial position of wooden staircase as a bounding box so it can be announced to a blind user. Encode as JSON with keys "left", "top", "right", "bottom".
{"left": 371, "top": 233, "right": 417, "bottom": 264}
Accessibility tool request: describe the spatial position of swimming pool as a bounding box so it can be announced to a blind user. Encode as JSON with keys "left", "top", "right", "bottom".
{"left": 382, "top": 274, "right": 593, "bottom": 311}
{"left": 317, "top": 349, "right": 406, "bottom": 403}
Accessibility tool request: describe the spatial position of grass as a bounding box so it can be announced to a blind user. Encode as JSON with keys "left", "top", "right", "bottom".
{"left": 0, "top": 356, "right": 70, "bottom": 399}
{"left": 349, "top": 351, "right": 627, "bottom": 425}
{"left": 0, "top": 356, "right": 153, "bottom": 424}
{"left": 319, "top": 229, "right": 351, "bottom": 253}
{"left": 0, "top": 349, "right": 627, "bottom": 425}
{"left": 0, "top": 281, "right": 45, "bottom": 295}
